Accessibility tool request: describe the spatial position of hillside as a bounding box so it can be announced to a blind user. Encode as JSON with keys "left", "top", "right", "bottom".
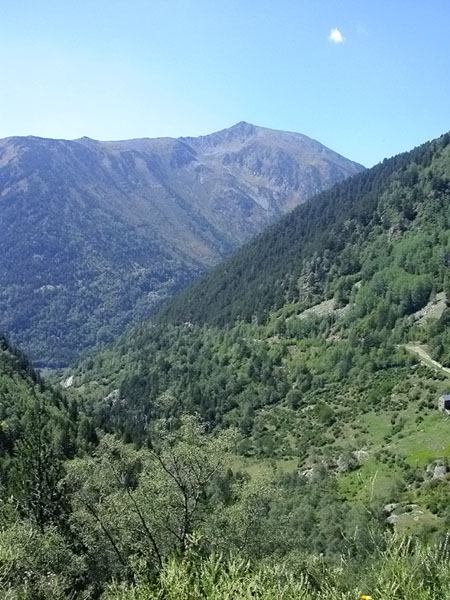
{"left": 0, "top": 122, "right": 362, "bottom": 365}
{"left": 157, "top": 132, "right": 450, "bottom": 326}
{"left": 2, "top": 132, "right": 450, "bottom": 599}
{"left": 0, "top": 335, "right": 80, "bottom": 508}
{"left": 71, "top": 131, "right": 450, "bottom": 533}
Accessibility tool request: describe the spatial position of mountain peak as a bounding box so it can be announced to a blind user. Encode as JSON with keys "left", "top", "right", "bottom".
{"left": 184, "top": 121, "right": 259, "bottom": 146}
{"left": 227, "top": 121, "right": 258, "bottom": 135}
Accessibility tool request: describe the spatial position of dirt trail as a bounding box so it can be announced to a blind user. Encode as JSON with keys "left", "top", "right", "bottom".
{"left": 404, "top": 343, "right": 450, "bottom": 377}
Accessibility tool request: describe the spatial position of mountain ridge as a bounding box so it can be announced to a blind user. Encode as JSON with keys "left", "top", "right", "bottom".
{"left": 0, "top": 122, "right": 363, "bottom": 364}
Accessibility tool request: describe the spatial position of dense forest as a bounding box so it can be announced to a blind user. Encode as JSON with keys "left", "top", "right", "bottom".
{"left": 3, "top": 131, "right": 450, "bottom": 598}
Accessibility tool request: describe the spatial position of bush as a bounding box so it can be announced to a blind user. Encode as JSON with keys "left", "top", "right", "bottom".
{"left": 104, "top": 538, "right": 450, "bottom": 600}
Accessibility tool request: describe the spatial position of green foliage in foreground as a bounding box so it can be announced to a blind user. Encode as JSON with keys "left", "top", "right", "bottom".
{"left": 1, "top": 334, "right": 450, "bottom": 599}
{"left": 106, "top": 540, "right": 450, "bottom": 600}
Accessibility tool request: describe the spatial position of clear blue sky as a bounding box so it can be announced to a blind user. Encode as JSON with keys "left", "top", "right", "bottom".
{"left": 1, "top": 0, "right": 449, "bottom": 166}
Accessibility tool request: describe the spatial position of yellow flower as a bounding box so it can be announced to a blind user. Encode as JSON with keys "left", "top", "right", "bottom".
{"left": 360, "top": 596, "right": 373, "bottom": 600}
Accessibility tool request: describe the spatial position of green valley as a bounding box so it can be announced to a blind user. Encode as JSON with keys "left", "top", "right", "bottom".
{"left": 3, "top": 2, "right": 450, "bottom": 597}
{"left": 67, "top": 130, "right": 450, "bottom": 534}
{"left": 2, "top": 131, "right": 450, "bottom": 598}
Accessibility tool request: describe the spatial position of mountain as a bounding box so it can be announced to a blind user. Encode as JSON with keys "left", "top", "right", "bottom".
{"left": 3, "top": 132, "right": 450, "bottom": 599}
{"left": 73, "top": 131, "right": 450, "bottom": 533}
{"left": 156, "top": 132, "right": 450, "bottom": 327}
{"left": 0, "top": 122, "right": 363, "bottom": 365}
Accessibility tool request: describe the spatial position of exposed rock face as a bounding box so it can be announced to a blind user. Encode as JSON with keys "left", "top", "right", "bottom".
{"left": 425, "top": 461, "right": 448, "bottom": 480}
{"left": 432, "top": 465, "right": 447, "bottom": 480}
{"left": 354, "top": 450, "right": 370, "bottom": 464}
{"left": 382, "top": 503, "right": 399, "bottom": 516}
{"left": 336, "top": 454, "right": 352, "bottom": 473}
{"left": 384, "top": 504, "right": 424, "bottom": 528}
{"left": 103, "top": 389, "right": 120, "bottom": 404}
{"left": 61, "top": 375, "right": 74, "bottom": 388}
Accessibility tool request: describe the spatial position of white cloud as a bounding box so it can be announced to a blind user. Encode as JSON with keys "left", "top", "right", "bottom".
{"left": 329, "top": 28, "right": 344, "bottom": 44}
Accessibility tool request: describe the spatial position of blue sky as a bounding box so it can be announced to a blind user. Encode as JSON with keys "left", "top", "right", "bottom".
{"left": 1, "top": 1, "right": 449, "bottom": 166}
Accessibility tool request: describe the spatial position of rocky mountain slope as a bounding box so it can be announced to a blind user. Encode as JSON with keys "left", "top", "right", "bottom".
{"left": 0, "top": 122, "right": 363, "bottom": 364}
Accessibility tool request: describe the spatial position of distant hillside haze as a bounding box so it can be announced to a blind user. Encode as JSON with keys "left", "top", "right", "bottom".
{"left": 0, "top": 122, "right": 363, "bottom": 365}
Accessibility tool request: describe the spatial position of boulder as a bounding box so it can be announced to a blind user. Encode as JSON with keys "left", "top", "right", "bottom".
{"left": 353, "top": 449, "right": 369, "bottom": 464}
{"left": 433, "top": 465, "right": 447, "bottom": 480}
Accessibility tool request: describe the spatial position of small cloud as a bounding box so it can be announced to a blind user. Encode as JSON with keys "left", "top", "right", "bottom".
{"left": 329, "top": 28, "right": 344, "bottom": 44}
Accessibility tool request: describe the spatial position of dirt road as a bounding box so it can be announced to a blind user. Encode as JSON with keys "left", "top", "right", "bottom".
{"left": 404, "top": 343, "right": 450, "bottom": 377}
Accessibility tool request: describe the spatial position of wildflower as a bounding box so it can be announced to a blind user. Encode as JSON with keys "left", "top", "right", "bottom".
{"left": 360, "top": 596, "right": 372, "bottom": 600}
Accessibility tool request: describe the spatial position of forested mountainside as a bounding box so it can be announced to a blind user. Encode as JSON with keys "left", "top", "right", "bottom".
{"left": 0, "top": 334, "right": 67, "bottom": 467}
{"left": 0, "top": 122, "right": 362, "bottom": 366}
{"left": 157, "top": 131, "right": 450, "bottom": 327}
{"left": 2, "top": 133, "right": 450, "bottom": 598}
{"left": 71, "top": 131, "right": 450, "bottom": 537}
{"left": 0, "top": 335, "right": 87, "bottom": 508}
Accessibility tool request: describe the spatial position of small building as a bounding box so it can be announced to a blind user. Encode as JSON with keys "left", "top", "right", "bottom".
{"left": 438, "top": 394, "right": 450, "bottom": 411}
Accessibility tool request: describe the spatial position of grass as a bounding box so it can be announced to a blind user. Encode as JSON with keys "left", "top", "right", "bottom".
{"left": 398, "top": 414, "right": 450, "bottom": 466}
{"left": 338, "top": 459, "right": 396, "bottom": 502}
{"left": 104, "top": 538, "right": 450, "bottom": 600}
{"left": 314, "top": 366, "right": 450, "bottom": 514}
{"left": 232, "top": 364, "right": 450, "bottom": 513}
{"left": 392, "top": 509, "right": 440, "bottom": 535}
{"left": 360, "top": 411, "right": 393, "bottom": 443}
{"left": 403, "top": 343, "right": 450, "bottom": 378}
{"left": 230, "top": 456, "right": 299, "bottom": 477}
